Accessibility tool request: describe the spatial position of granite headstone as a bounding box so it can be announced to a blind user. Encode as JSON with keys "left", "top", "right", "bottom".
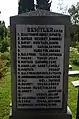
{"left": 10, "top": 10, "right": 72, "bottom": 119}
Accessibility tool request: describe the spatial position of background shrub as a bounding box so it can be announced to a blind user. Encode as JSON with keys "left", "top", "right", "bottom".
{"left": 1, "top": 52, "right": 10, "bottom": 67}
{"left": 69, "top": 47, "right": 79, "bottom": 65}
{"left": 73, "top": 56, "right": 79, "bottom": 66}
{"left": 0, "top": 38, "right": 9, "bottom": 53}
{"left": 1, "top": 52, "right": 10, "bottom": 61}
{"left": 0, "top": 58, "right": 8, "bottom": 78}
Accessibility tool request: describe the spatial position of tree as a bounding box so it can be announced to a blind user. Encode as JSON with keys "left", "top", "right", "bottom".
{"left": 0, "top": 21, "right": 9, "bottom": 53}
{"left": 18, "top": 0, "right": 34, "bottom": 14}
{"left": 68, "top": 2, "right": 79, "bottom": 24}
{"left": 36, "top": 0, "right": 52, "bottom": 11}
{"left": 0, "top": 21, "right": 7, "bottom": 39}
{"left": 68, "top": 2, "right": 79, "bottom": 42}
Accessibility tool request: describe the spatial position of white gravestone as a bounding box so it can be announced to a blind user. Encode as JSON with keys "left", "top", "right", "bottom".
{"left": 16, "top": 25, "right": 64, "bottom": 109}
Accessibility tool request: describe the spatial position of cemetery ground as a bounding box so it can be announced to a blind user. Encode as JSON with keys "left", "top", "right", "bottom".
{"left": 0, "top": 48, "right": 79, "bottom": 119}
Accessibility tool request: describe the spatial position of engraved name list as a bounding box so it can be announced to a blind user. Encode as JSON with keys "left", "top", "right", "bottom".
{"left": 16, "top": 25, "right": 64, "bottom": 109}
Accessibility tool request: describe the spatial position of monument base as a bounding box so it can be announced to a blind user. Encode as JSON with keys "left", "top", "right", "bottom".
{"left": 9, "top": 106, "right": 72, "bottom": 119}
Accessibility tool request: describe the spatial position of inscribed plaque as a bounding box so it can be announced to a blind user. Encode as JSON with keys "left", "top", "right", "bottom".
{"left": 16, "top": 25, "right": 64, "bottom": 109}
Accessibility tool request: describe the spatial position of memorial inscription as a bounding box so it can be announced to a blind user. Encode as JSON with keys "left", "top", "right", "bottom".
{"left": 16, "top": 25, "right": 64, "bottom": 109}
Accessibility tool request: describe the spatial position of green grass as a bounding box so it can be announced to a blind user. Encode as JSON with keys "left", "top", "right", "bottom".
{"left": 68, "top": 76, "right": 78, "bottom": 119}
{"left": 68, "top": 48, "right": 79, "bottom": 119}
{"left": 0, "top": 69, "right": 11, "bottom": 119}
{"left": 70, "top": 64, "right": 79, "bottom": 71}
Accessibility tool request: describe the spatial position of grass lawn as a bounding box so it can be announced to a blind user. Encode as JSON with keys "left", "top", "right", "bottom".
{"left": 0, "top": 69, "right": 11, "bottom": 119}
{"left": 68, "top": 76, "right": 78, "bottom": 119}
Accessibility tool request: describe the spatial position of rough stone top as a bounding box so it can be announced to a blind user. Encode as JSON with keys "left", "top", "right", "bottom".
{"left": 12, "top": 9, "right": 70, "bottom": 17}
{"left": 10, "top": 9, "right": 70, "bottom": 26}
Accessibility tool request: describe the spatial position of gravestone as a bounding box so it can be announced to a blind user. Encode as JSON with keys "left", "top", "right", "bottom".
{"left": 10, "top": 10, "right": 72, "bottom": 119}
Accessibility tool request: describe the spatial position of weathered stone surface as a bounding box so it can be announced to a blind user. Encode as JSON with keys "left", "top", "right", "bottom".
{"left": 9, "top": 106, "right": 72, "bottom": 119}
{"left": 10, "top": 9, "right": 71, "bottom": 118}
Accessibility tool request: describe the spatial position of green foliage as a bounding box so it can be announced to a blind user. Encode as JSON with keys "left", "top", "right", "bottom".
{"left": 0, "top": 38, "right": 9, "bottom": 53}
{"left": 69, "top": 47, "right": 78, "bottom": 63}
{"left": 68, "top": 2, "right": 79, "bottom": 24}
{"left": 73, "top": 56, "right": 79, "bottom": 66}
{"left": 36, "top": 0, "right": 52, "bottom": 11}
{"left": 1, "top": 52, "right": 10, "bottom": 67}
{"left": 70, "top": 42, "right": 79, "bottom": 52}
{"left": 0, "top": 21, "right": 7, "bottom": 39}
{"left": 69, "top": 47, "right": 79, "bottom": 67}
{"left": 0, "top": 51, "right": 10, "bottom": 78}
{"left": 68, "top": 3, "right": 79, "bottom": 43}
{"left": 75, "top": 42, "right": 79, "bottom": 52}
{"left": 0, "top": 58, "right": 8, "bottom": 78}
{"left": 70, "top": 24, "right": 79, "bottom": 43}
{"left": 0, "top": 21, "right": 10, "bottom": 53}
{"left": 74, "top": 33, "right": 78, "bottom": 41}
{"left": 70, "top": 41, "right": 77, "bottom": 47}
{"left": 1, "top": 52, "right": 10, "bottom": 61}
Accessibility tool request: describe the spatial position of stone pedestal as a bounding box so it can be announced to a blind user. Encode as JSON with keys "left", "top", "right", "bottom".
{"left": 9, "top": 106, "right": 72, "bottom": 119}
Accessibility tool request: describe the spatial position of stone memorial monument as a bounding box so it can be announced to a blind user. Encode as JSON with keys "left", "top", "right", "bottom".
{"left": 10, "top": 9, "right": 72, "bottom": 119}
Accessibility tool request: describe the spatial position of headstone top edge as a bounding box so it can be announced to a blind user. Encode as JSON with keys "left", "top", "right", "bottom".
{"left": 10, "top": 9, "right": 70, "bottom": 18}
